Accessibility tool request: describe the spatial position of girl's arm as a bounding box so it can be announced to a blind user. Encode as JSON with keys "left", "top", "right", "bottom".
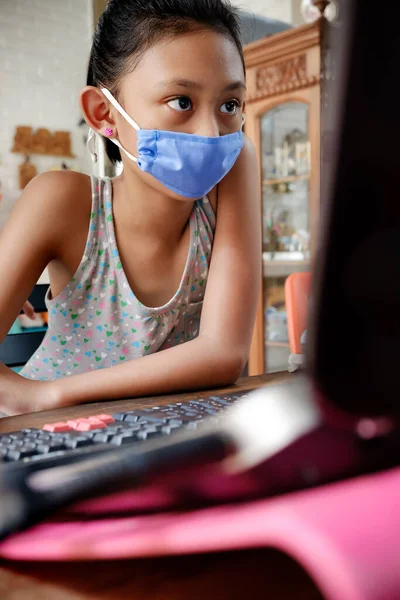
{"left": 1, "top": 137, "right": 261, "bottom": 413}
{"left": 0, "top": 171, "right": 92, "bottom": 414}
{"left": 54, "top": 135, "right": 261, "bottom": 407}
{"left": 0, "top": 172, "right": 74, "bottom": 343}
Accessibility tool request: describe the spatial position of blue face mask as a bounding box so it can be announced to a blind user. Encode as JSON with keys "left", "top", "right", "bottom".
{"left": 101, "top": 88, "right": 244, "bottom": 199}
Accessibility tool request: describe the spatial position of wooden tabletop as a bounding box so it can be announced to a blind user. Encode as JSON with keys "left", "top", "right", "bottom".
{"left": 0, "top": 372, "right": 323, "bottom": 599}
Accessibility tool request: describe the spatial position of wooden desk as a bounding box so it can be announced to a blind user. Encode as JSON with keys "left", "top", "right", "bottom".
{"left": 0, "top": 373, "right": 323, "bottom": 599}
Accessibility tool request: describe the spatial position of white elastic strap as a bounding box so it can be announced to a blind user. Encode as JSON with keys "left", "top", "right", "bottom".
{"left": 109, "top": 137, "right": 138, "bottom": 163}
{"left": 86, "top": 127, "right": 98, "bottom": 163}
{"left": 242, "top": 113, "right": 246, "bottom": 126}
{"left": 101, "top": 87, "right": 141, "bottom": 131}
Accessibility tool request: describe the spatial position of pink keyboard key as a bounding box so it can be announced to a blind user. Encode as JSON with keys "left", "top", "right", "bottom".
{"left": 87, "top": 418, "right": 105, "bottom": 426}
{"left": 89, "top": 414, "right": 115, "bottom": 425}
{"left": 68, "top": 417, "right": 99, "bottom": 430}
{"left": 42, "top": 422, "right": 71, "bottom": 433}
{"left": 76, "top": 420, "right": 107, "bottom": 432}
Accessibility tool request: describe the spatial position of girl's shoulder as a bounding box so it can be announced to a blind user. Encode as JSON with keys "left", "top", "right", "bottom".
{"left": 26, "top": 170, "right": 92, "bottom": 223}
{"left": 28, "top": 170, "right": 92, "bottom": 202}
{"left": 18, "top": 170, "right": 93, "bottom": 256}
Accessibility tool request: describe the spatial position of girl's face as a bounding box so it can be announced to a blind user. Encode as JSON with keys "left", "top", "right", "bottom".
{"left": 111, "top": 28, "right": 246, "bottom": 189}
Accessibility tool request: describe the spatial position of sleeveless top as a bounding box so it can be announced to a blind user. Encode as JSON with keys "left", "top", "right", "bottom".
{"left": 20, "top": 176, "right": 216, "bottom": 381}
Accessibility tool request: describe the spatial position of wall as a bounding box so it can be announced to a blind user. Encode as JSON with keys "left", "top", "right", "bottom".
{"left": 233, "top": 0, "right": 292, "bottom": 23}
{"left": 0, "top": 0, "right": 93, "bottom": 227}
{"left": 234, "top": 0, "right": 307, "bottom": 27}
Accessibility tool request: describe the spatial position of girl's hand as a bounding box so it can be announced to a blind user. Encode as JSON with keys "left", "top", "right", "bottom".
{"left": 0, "top": 363, "right": 60, "bottom": 416}
{"left": 22, "top": 300, "right": 35, "bottom": 320}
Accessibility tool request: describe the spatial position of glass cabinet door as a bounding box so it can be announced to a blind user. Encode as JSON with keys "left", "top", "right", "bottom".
{"left": 261, "top": 102, "right": 311, "bottom": 373}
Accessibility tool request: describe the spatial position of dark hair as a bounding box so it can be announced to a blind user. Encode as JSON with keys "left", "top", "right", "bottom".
{"left": 87, "top": 0, "right": 244, "bottom": 164}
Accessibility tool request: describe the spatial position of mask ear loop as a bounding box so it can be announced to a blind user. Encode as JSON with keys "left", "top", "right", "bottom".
{"left": 101, "top": 88, "right": 140, "bottom": 130}
{"left": 241, "top": 113, "right": 246, "bottom": 127}
{"left": 108, "top": 138, "right": 138, "bottom": 163}
{"left": 100, "top": 87, "right": 140, "bottom": 163}
{"left": 86, "top": 127, "right": 98, "bottom": 163}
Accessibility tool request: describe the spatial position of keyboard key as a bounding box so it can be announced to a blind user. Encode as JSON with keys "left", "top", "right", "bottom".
{"left": 6, "top": 450, "right": 22, "bottom": 461}
{"left": 90, "top": 414, "right": 115, "bottom": 425}
{"left": 87, "top": 417, "right": 107, "bottom": 425}
{"left": 112, "top": 412, "right": 128, "bottom": 421}
{"left": 37, "top": 441, "right": 66, "bottom": 453}
{"left": 43, "top": 422, "right": 71, "bottom": 433}
{"left": 141, "top": 430, "right": 162, "bottom": 441}
{"left": 136, "top": 414, "right": 168, "bottom": 424}
{"left": 65, "top": 437, "right": 93, "bottom": 449}
{"left": 9, "top": 440, "right": 24, "bottom": 448}
{"left": 9, "top": 433, "right": 26, "bottom": 441}
{"left": 124, "top": 414, "right": 140, "bottom": 423}
{"left": 92, "top": 432, "right": 116, "bottom": 443}
{"left": 62, "top": 431, "right": 84, "bottom": 440}
{"left": 110, "top": 433, "right": 140, "bottom": 446}
{"left": 76, "top": 420, "right": 107, "bottom": 432}
{"left": 36, "top": 434, "right": 52, "bottom": 443}
{"left": 7, "top": 444, "right": 37, "bottom": 461}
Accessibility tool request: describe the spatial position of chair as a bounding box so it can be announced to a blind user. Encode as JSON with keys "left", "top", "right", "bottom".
{"left": 285, "top": 272, "right": 311, "bottom": 355}
{"left": 0, "top": 284, "right": 49, "bottom": 369}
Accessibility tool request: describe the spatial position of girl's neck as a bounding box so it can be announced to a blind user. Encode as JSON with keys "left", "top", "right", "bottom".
{"left": 111, "top": 167, "right": 193, "bottom": 245}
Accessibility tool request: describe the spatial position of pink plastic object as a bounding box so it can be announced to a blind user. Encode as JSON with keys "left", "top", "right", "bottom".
{"left": 285, "top": 272, "right": 311, "bottom": 354}
{"left": 1, "top": 468, "right": 400, "bottom": 600}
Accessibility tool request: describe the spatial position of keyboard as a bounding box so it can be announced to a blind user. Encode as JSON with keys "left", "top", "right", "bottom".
{"left": 0, "top": 391, "right": 250, "bottom": 470}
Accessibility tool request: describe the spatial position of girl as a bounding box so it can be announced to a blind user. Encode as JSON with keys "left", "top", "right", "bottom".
{"left": 0, "top": 0, "right": 260, "bottom": 415}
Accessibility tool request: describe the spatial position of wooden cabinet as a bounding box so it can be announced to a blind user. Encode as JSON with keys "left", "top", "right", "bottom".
{"left": 244, "top": 21, "right": 322, "bottom": 375}
{"left": 92, "top": 0, "right": 108, "bottom": 28}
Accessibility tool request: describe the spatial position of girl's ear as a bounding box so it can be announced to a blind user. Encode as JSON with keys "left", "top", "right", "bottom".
{"left": 79, "top": 86, "right": 117, "bottom": 136}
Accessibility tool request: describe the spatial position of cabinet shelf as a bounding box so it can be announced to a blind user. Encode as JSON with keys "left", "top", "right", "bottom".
{"left": 263, "top": 254, "right": 310, "bottom": 278}
{"left": 263, "top": 252, "right": 310, "bottom": 264}
{"left": 263, "top": 174, "right": 310, "bottom": 186}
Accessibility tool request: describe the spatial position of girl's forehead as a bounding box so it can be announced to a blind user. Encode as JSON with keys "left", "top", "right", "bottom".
{"left": 125, "top": 29, "right": 244, "bottom": 89}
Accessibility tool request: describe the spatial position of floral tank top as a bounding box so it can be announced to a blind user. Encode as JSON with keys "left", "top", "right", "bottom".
{"left": 20, "top": 176, "right": 216, "bottom": 381}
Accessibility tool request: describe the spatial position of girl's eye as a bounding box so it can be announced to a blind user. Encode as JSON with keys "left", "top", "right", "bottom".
{"left": 220, "top": 100, "right": 240, "bottom": 115}
{"left": 167, "top": 96, "right": 192, "bottom": 112}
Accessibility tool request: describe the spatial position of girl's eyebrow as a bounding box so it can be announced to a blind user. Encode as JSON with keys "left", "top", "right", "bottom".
{"left": 155, "top": 79, "right": 246, "bottom": 92}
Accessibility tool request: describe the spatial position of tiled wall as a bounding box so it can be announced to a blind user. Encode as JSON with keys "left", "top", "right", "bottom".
{"left": 0, "top": 0, "right": 93, "bottom": 227}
